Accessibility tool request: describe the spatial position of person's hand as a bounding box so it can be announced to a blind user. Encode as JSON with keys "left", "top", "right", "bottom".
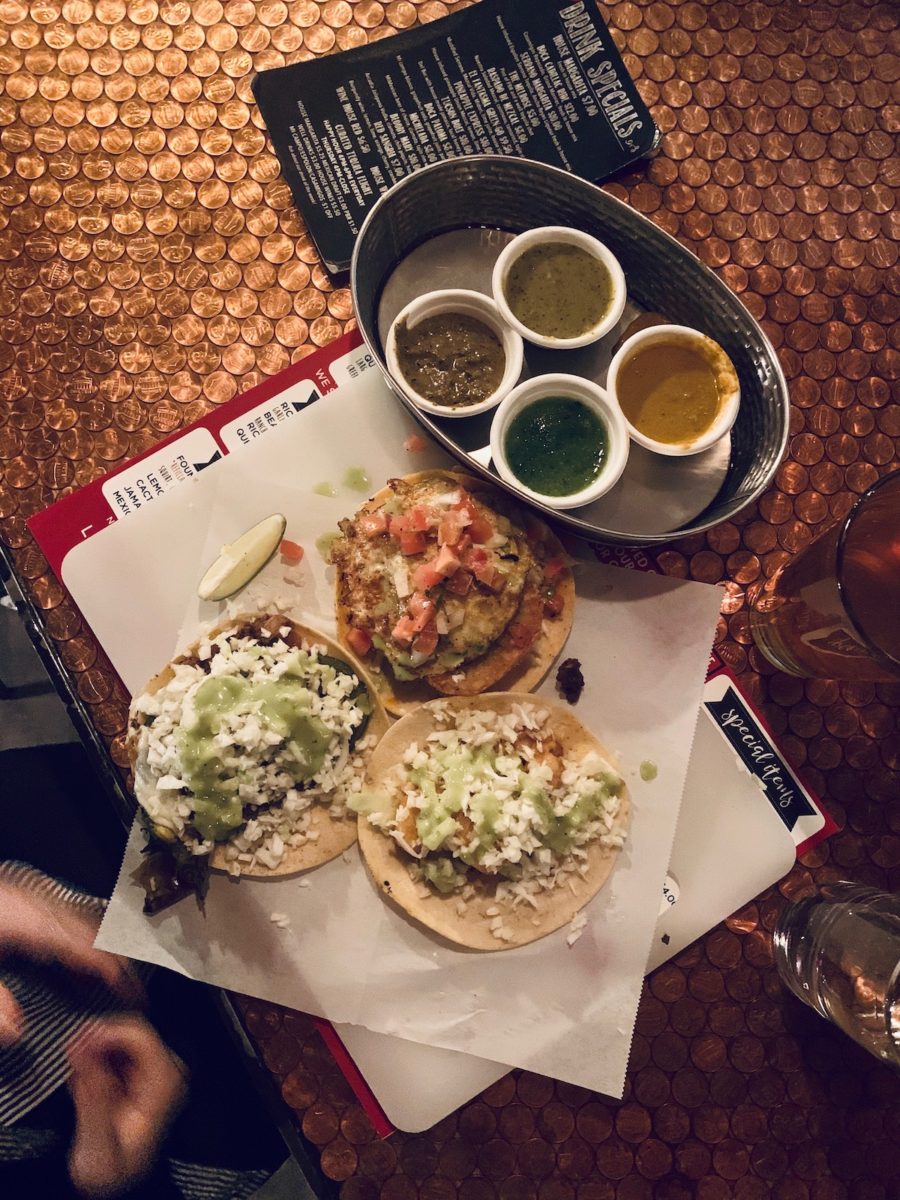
{"left": 0, "top": 880, "right": 141, "bottom": 1045}
{"left": 67, "top": 1015, "right": 188, "bottom": 1198}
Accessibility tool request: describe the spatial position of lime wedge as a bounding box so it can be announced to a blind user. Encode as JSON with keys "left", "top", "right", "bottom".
{"left": 197, "top": 514, "right": 287, "bottom": 601}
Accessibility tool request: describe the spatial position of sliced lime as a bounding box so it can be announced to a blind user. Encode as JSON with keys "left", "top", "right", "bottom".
{"left": 197, "top": 513, "right": 287, "bottom": 601}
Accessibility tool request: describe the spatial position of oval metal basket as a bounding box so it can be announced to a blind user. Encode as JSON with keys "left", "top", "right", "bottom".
{"left": 351, "top": 155, "right": 789, "bottom": 546}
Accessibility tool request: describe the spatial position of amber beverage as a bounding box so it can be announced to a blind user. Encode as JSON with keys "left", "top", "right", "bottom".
{"left": 750, "top": 471, "right": 900, "bottom": 681}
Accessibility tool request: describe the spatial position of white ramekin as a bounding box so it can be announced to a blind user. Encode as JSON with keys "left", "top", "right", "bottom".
{"left": 385, "top": 289, "right": 524, "bottom": 418}
{"left": 606, "top": 324, "right": 741, "bottom": 457}
{"left": 491, "top": 226, "right": 627, "bottom": 350}
{"left": 489, "top": 373, "right": 630, "bottom": 510}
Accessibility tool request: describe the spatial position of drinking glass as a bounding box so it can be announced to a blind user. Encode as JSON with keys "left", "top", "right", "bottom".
{"left": 750, "top": 470, "right": 900, "bottom": 680}
{"left": 773, "top": 883, "right": 900, "bottom": 1067}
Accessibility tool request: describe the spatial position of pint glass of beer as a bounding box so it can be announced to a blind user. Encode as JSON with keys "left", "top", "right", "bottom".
{"left": 750, "top": 470, "right": 900, "bottom": 681}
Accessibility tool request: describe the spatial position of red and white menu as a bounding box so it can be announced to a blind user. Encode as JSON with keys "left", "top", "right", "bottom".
{"left": 28, "top": 331, "right": 835, "bottom": 1134}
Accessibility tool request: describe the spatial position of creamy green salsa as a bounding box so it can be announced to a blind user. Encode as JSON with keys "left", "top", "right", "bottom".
{"left": 504, "top": 397, "right": 608, "bottom": 497}
{"left": 343, "top": 466, "right": 371, "bottom": 492}
{"left": 352, "top": 739, "right": 622, "bottom": 893}
{"left": 316, "top": 530, "right": 341, "bottom": 560}
{"left": 179, "top": 665, "right": 331, "bottom": 841}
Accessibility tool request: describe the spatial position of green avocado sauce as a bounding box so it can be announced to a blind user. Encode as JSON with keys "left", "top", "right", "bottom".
{"left": 316, "top": 530, "right": 341, "bottom": 561}
{"left": 504, "top": 397, "right": 608, "bottom": 497}
{"left": 179, "top": 670, "right": 330, "bottom": 841}
{"left": 343, "top": 466, "right": 371, "bottom": 492}
{"left": 400, "top": 743, "right": 622, "bottom": 889}
{"left": 422, "top": 858, "right": 468, "bottom": 894}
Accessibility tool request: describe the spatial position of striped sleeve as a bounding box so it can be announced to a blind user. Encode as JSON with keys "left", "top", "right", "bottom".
{"left": 0, "top": 862, "right": 139, "bottom": 1127}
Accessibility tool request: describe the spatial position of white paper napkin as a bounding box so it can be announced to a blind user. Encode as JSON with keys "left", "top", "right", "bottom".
{"left": 62, "top": 377, "right": 722, "bottom": 1097}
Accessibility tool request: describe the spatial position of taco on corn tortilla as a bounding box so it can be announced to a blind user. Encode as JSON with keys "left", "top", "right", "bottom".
{"left": 353, "top": 693, "right": 629, "bottom": 951}
{"left": 330, "top": 470, "right": 574, "bottom": 716}
{"left": 128, "top": 614, "right": 388, "bottom": 885}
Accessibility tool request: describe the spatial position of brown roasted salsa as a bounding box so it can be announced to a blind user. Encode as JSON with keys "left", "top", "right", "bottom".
{"left": 394, "top": 312, "right": 505, "bottom": 408}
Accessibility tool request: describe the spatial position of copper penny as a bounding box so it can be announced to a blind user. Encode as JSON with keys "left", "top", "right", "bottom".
{"left": 235, "top": 314, "right": 271, "bottom": 347}
{"left": 221, "top": 342, "right": 256, "bottom": 375}
{"left": 255, "top": 342, "right": 289, "bottom": 375}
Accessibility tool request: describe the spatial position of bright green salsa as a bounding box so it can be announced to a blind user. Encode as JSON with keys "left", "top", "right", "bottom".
{"left": 504, "top": 397, "right": 608, "bottom": 497}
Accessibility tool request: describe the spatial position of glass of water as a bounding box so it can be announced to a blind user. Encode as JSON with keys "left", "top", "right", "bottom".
{"left": 773, "top": 882, "right": 900, "bottom": 1067}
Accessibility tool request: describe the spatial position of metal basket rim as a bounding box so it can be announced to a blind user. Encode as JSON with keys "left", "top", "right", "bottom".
{"left": 350, "top": 154, "right": 790, "bottom": 546}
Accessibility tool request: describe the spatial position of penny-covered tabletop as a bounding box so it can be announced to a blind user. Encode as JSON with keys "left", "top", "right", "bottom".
{"left": 1, "top": 0, "right": 899, "bottom": 1195}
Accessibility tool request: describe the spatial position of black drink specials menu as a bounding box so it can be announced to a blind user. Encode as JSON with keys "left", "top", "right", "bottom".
{"left": 253, "top": 0, "right": 658, "bottom": 271}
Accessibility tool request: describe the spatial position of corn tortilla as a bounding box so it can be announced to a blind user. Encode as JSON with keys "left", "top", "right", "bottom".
{"left": 356, "top": 694, "right": 629, "bottom": 950}
{"left": 334, "top": 470, "right": 575, "bottom": 717}
{"left": 128, "top": 614, "right": 389, "bottom": 878}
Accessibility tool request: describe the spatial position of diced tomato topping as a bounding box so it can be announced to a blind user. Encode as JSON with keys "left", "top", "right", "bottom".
{"left": 399, "top": 529, "right": 428, "bottom": 556}
{"left": 463, "top": 545, "right": 500, "bottom": 588}
{"left": 279, "top": 538, "right": 304, "bottom": 563}
{"left": 433, "top": 543, "right": 461, "bottom": 578}
{"left": 445, "top": 568, "right": 474, "bottom": 596}
{"left": 412, "top": 560, "right": 444, "bottom": 591}
{"left": 543, "top": 591, "right": 565, "bottom": 618}
{"left": 408, "top": 592, "right": 436, "bottom": 632}
{"left": 390, "top": 508, "right": 436, "bottom": 538}
{"left": 451, "top": 493, "right": 493, "bottom": 541}
{"left": 473, "top": 562, "right": 499, "bottom": 588}
{"left": 462, "top": 545, "right": 488, "bottom": 570}
{"left": 359, "top": 512, "right": 388, "bottom": 538}
{"left": 407, "top": 592, "right": 431, "bottom": 617}
{"left": 507, "top": 621, "right": 536, "bottom": 649}
{"left": 452, "top": 492, "right": 478, "bottom": 523}
{"left": 461, "top": 546, "right": 504, "bottom": 588}
{"left": 411, "top": 621, "right": 438, "bottom": 657}
{"left": 407, "top": 505, "right": 430, "bottom": 532}
{"left": 438, "top": 510, "right": 466, "bottom": 547}
{"left": 404, "top": 433, "right": 427, "bottom": 453}
{"left": 468, "top": 513, "right": 494, "bottom": 544}
{"left": 391, "top": 614, "right": 417, "bottom": 646}
{"left": 543, "top": 555, "right": 566, "bottom": 580}
{"left": 346, "top": 627, "right": 372, "bottom": 656}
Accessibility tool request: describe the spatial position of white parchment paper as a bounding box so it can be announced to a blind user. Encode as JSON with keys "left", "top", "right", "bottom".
{"left": 68, "top": 375, "right": 723, "bottom": 1097}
